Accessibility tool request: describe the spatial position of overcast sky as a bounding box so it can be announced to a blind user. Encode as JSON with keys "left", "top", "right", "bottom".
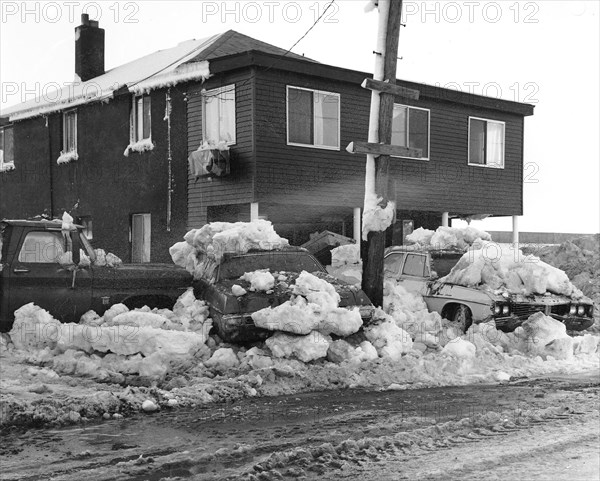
{"left": 1, "top": 1, "right": 598, "bottom": 234}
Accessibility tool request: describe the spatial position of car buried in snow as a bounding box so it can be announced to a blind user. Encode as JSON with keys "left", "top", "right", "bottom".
{"left": 383, "top": 246, "right": 594, "bottom": 333}
{"left": 192, "top": 246, "right": 375, "bottom": 343}
{"left": 0, "top": 220, "right": 192, "bottom": 331}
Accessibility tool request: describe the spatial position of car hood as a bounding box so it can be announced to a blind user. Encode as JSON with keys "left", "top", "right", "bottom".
{"left": 207, "top": 271, "right": 371, "bottom": 315}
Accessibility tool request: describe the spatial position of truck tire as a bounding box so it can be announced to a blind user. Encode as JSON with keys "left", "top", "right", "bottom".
{"left": 452, "top": 304, "right": 473, "bottom": 333}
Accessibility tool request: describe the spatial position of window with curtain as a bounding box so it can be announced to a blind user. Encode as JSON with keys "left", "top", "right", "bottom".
{"left": 202, "top": 85, "right": 236, "bottom": 144}
{"left": 391, "top": 104, "right": 430, "bottom": 159}
{"left": 287, "top": 86, "right": 340, "bottom": 149}
{"left": 468, "top": 117, "right": 505, "bottom": 168}
{"left": 0, "top": 126, "right": 15, "bottom": 168}
{"left": 132, "top": 95, "right": 151, "bottom": 142}
{"left": 62, "top": 110, "right": 77, "bottom": 153}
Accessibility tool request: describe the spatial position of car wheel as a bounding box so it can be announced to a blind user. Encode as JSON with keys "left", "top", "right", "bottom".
{"left": 452, "top": 305, "right": 473, "bottom": 333}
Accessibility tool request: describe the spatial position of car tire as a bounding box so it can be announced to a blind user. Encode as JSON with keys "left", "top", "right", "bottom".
{"left": 452, "top": 304, "right": 473, "bottom": 333}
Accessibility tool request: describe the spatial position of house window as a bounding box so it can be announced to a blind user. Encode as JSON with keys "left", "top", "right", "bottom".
{"left": 0, "top": 126, "right": 15, "bottom": 169}
{"left": 202, "top": 85, "right": 236, "bottom": 144}
{"left": 468, "top": 117, "right": 505, "bottom": 168}
{"left": 391, "top": 104, "right": 430, "bottom": 159}
{"left": 62, "top": 110, "right": 77, "bottom": 153}
{"left": 287, "top": 86, "right": 340, "bottom": 150}
{"left": 131, "top": 213, "right": 151, "bottom": 263}
{"left": 132, "top": 95, "right": 151, "bottom": 142}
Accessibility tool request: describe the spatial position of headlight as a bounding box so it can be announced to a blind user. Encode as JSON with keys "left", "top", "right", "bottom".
{"left": 494, "top": 305, "right": 501, "bottom": 315}
{"left": 589, "top": 305, "right": 595, "bottom": 316}
{"left": 577, "top": 305, "right": 585, "bottom": 316}
{"left": 502, "top": 305, "right": 510, "bottom": 315}
{"left": 569, "top": 305, "right": 577, "bottom": 315}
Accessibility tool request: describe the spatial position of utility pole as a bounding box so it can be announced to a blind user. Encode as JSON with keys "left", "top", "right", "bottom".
{"left": 361, "top": 0, "right": 405, "bottom": 307}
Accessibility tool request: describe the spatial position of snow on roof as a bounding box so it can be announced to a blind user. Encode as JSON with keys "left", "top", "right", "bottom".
{"left": 2, "top": 30, "right": 313, "bottom": 122}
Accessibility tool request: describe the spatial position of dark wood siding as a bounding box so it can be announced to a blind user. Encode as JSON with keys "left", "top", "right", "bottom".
{"left": 187, "top": 70, "right": 255, "bottom": 229}
{"left": 254, "top": 68, "right": 524, "bottom": 216}
{"left": 1, "top": 88, "right": 189, "bottom": 263}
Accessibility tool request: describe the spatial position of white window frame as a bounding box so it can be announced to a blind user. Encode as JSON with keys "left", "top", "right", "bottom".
{"left": 391, "top": 103, "right": 430, "bottom": 161}
{"left": 286, "top": 85, "right": 341, "bottom": 151}
{"left": 202, "top": 84, "right": 236, "bottom": 145}
{"left": 131, "top": 95, "right": 152, "bottom": 143}
{"left": 62, "top": 110, "right": 77, "bottom": 154}
{"left": 467, "top": 116, "right": 506, "bottom": 169}
{"left": 0, "top": 125, "right": 15, "bottom": 170}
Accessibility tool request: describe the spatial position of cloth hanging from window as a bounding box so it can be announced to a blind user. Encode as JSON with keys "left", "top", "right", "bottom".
{"left": 188, "top": 142, "right": 230, "bottom": 180}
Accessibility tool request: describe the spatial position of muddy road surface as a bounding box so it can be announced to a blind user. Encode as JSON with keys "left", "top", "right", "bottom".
{"left": 1, "top": 371, "right": 598, "bottom": 480}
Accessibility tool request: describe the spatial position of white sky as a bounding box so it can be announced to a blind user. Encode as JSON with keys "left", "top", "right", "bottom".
{"left": 1, "top": 0, "right": 598, "bottom": 234}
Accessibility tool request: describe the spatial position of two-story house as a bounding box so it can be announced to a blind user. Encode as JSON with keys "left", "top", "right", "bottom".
{"left": 0, "top": 15, "right": 534, "bottom": 263}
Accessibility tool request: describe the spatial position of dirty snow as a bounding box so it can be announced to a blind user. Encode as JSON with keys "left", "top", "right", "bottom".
{"left": 362, "top": 192, "right": 395, "bottom": 240}
{"left": 240, "top": 269, "right": 275, "bottom": 292}
{"left": 252, "top": 271, "right": 363, "bottom": 337}
{"left": 406, "top": 226, "right": 491, "bottom": 250}
{"left": 170, "top": 220, "right": 289, "bottom": 278}
{"left": 123, "top": 138, "right": 155, "bottom": 157}
{"left": 442, "top": 241, "right": 583, "bottom": 298}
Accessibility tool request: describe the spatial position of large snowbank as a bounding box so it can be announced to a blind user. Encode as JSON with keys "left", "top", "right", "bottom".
{"left": 252, "top": 271, "right": 363, "bottom": 337}
{"left": 442, "top": 241, "right": 582, "bottom": 298}
{"left": 406, "top": 226, "right": 492, "bottom": 250}
{"left": 169, "top": 220, "right": 289, "bottom": 278}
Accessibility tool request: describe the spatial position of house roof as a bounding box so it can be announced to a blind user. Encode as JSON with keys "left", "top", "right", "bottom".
{"left": 1, "top": 30, "right": 314, "bottom": 122}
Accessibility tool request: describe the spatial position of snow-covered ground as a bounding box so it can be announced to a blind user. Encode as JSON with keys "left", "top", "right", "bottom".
{"left": 1, "top": 223, "right": 598, "bottom": 429}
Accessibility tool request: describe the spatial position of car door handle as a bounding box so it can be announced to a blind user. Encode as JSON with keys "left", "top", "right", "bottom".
{"left": 13, "top": 268, "right": 30, "bottom": 273}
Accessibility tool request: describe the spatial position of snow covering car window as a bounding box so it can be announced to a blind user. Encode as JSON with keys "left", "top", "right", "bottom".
{"left": 202, "top": 85, "right": 236, "bottom": 145}
{"left": 132, "top": 95, "right": 151, "bottom": 142}
{"left": 217, "top": 251, "right": 324, "bottom": 280}
{"left": 287, "top": 86, "right": 340, "bottom": 149}
{"left": 17, "top": 231, "right": 65, "bottom": 263}
{"left": 402, "top": 254, "right": 427, "bottom": 277}
{"left": 468, "top": 117, "right": 505, "bottom": 168}
{"left": 62, "top": 110, "right": 77, "bottom": 153}
{"left": 391, "top": 104, "right": 430, "bottom": 159}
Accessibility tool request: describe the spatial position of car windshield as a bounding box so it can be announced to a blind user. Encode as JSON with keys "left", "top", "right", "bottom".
{"left": 430, "top": 253, "right": 463, "bottom": 277}
{"left": 218, "top": 251, "right": 324, "bottom": 280}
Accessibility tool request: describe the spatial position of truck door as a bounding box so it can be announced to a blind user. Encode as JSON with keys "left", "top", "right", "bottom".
{"left": 8, "top": 229, "right": 92, "bottom": 323}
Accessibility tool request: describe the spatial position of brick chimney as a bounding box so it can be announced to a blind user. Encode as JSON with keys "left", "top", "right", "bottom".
{"left": 75, "top": 14, "right": 105, "bottom": 82}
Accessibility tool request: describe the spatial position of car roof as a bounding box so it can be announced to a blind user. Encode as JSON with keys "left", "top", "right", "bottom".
{"left": 1, "top": 219, "right": 83, "bottom": 229}
{"left": 384, "top": 245, "right": 466, "bottom": 256}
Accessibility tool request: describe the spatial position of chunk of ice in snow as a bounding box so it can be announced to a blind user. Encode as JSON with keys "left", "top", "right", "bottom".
{"left": 522, "top": 312, "right": 573, "bottom": 360}
{"left": 266, "top": 331, "right": 331, "bottom": 363}
{"left": 231, "top": 284, "right": 247, "bottom": 296}
{"left": 10, "top": 304, "right": 62, "bottom": 351}
{"left": 441, "top": 337, "right": 476, "bottom": 358}
{"left": 364, "top": 313, "right": 413, "bottom": 360}
{"left": 205, "top": 348, "right": 240, "bottom": 370}
{"left": 240, "top": 270, "right": 275, "bottom": 291}
{"left": 142, "top": 400, "right": 159, "bottom": 412}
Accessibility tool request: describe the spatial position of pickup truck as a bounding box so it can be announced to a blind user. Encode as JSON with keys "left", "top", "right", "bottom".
{"left": 0, "top": 220, "right": 192, "bottom": 331}
{"left": 384, "top": 246, "right": 595, "bottom": 333}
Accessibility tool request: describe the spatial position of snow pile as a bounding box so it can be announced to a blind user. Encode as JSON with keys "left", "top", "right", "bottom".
{"left": 266, "top": 331, "right": 332, "bottom": 363}
{"left": 56, "top": 150, "right": 79, "bottom": 165}
{"left": 8, "top": 289, "right": 212, "bottom": 381}
{"left": 169, "top": 220, "right": 289, "bottom": 278}
{"left": 240, "top": 270, "right": 275, "bottom": 292}
{"left": 123, "top": 138, "right": 155, "bottom": 157}
{"left": 326, "top": 339, "right": 378, "bottom": 364}
{"left": 406, "top": 226, "right": 491, "bottom": 250}
{"left": 383, "top": 280, "right": 442, "bottom": 338}
{"left": 231, "top": 284, "right": 248, "bottom": 296}
{"left": 326, "top": 244, "right": 362, "bottom": 286}
{"left": 364, "top": 310, "right": 414, "bottom": 360}
{"left": 521, "top": 312, "right": 573, "bottom": 360}
{"left": 362, "top": 192, "right": 395, "bottom": 241}
{"left": 93, "top": 249, "right": 123, "bottom": 267}
{"left": 442, "top": 242, "right": 582, "bottom": 298}
{"left": 252, "top": 271, "right": 363, "bottom": 337}
{"left": 441, "top": 337, "right": 476, "bottom": 358}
